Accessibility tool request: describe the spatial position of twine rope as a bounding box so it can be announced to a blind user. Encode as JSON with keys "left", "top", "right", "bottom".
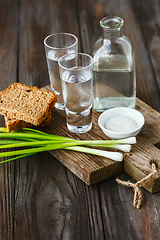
{"left": 116, "top": 163, "right": 158, "bottom": 209}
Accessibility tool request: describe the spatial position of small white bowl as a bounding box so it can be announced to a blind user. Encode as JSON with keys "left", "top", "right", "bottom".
{"left": 98, "top": 107, "right": 145, "bottom": 139}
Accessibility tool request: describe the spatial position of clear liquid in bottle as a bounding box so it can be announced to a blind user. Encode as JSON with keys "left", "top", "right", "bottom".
{"left": 93, "top": 54, "right": 136, "bottom": 111}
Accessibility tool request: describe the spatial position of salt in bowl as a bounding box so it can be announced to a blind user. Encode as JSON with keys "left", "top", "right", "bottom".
{"left": 98, "top": 107, "right": 145, "bottom": 139}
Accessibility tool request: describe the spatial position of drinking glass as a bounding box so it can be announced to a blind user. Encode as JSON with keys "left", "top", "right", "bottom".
{"left": 58, "top": 53, "right": 93, "bottom": 133}
{"left": 44, "top": 33, "right": 78, "bottom": 110}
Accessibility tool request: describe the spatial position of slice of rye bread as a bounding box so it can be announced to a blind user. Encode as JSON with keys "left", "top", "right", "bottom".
{"left": 4, "top": 110, "right": 52, "bottom": 132}
{"left": 4, "top": 86, "right": 54, "bottom": 132}
{"left": 0, "top": 83, "right": 57, "bottom": 126}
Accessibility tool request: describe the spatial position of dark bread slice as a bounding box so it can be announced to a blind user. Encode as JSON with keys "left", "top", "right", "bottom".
{"left": 0, "top": 83, "right": 57, "bottom": 125}
{"left": 5, "top": 111, "right": 52, "bottom": 132}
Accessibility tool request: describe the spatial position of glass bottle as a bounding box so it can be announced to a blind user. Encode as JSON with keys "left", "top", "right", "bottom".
{"left": 92, "top": 16, "right": 136, "bottom": 112}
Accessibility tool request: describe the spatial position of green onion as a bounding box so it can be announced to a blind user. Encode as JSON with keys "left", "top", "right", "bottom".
{"left": 65, "top": 146, "right": 123, "bottom": 162}
{"left": 0, "top": 127, "right": 136, "bottom": 163}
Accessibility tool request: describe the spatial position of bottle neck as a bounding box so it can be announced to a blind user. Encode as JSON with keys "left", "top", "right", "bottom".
{"left": 103, "top": 27, "right": 122, "bottom": 39}
{"left": 100, "top": 16, "right": 123, "bottom": 39}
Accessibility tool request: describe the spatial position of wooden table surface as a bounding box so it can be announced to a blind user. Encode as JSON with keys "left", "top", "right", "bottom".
{"left": 0, "top": 0, "right": 160, "bottom": 239}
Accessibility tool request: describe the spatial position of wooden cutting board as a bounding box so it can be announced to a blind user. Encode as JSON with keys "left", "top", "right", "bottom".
{"left": 42, "top": 85, "right": 160, "bottom": 193}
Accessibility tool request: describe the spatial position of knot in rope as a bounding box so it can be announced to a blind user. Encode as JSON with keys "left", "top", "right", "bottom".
{"left": 116, "top": 163, "right": 158, "bottom": 209}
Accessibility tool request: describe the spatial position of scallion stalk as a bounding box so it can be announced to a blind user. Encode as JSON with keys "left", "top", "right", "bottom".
{"left": 0, "top": 127, "right": 136, "bottom": 163}
{"left": 65, "top": 146, "right": 123, "bottom": 162}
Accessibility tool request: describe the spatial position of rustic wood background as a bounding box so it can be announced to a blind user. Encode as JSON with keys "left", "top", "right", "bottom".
{"left": 0, "top": 0, "right": 160, "bottom": 239}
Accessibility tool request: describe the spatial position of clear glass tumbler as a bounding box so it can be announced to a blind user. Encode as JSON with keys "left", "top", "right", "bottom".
{"left": 58, "top": 53, "right": 93, "bottom": 133}
{"left": 44, "top": 33, "right": 78, "bottom": 110}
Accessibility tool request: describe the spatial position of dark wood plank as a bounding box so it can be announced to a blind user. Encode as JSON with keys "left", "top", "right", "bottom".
{"left": 18, "top": 0, "right": 80, "bottom": 88}
{"left": 0, "top": 0, "right": 18, "bottom": 239}
{"left": 76, "top": 0, "right": 99, "bottom": 55}
{"left": 13, "top": 152, "right": 107, "bottom": 240}
{"left": 14, "top": 153, "right": 76, "bottom": 240}
{"left": 129, "top": 0, "right": 160, "bottom": 95}
{"left": 0, "top": 0, "right": 18, "bottom": 90}
{"left": 128, "top": 0, "right": 160, "bottom": 113}
{"left": 99, "top": 172, "right": 160, "bottom": 240}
